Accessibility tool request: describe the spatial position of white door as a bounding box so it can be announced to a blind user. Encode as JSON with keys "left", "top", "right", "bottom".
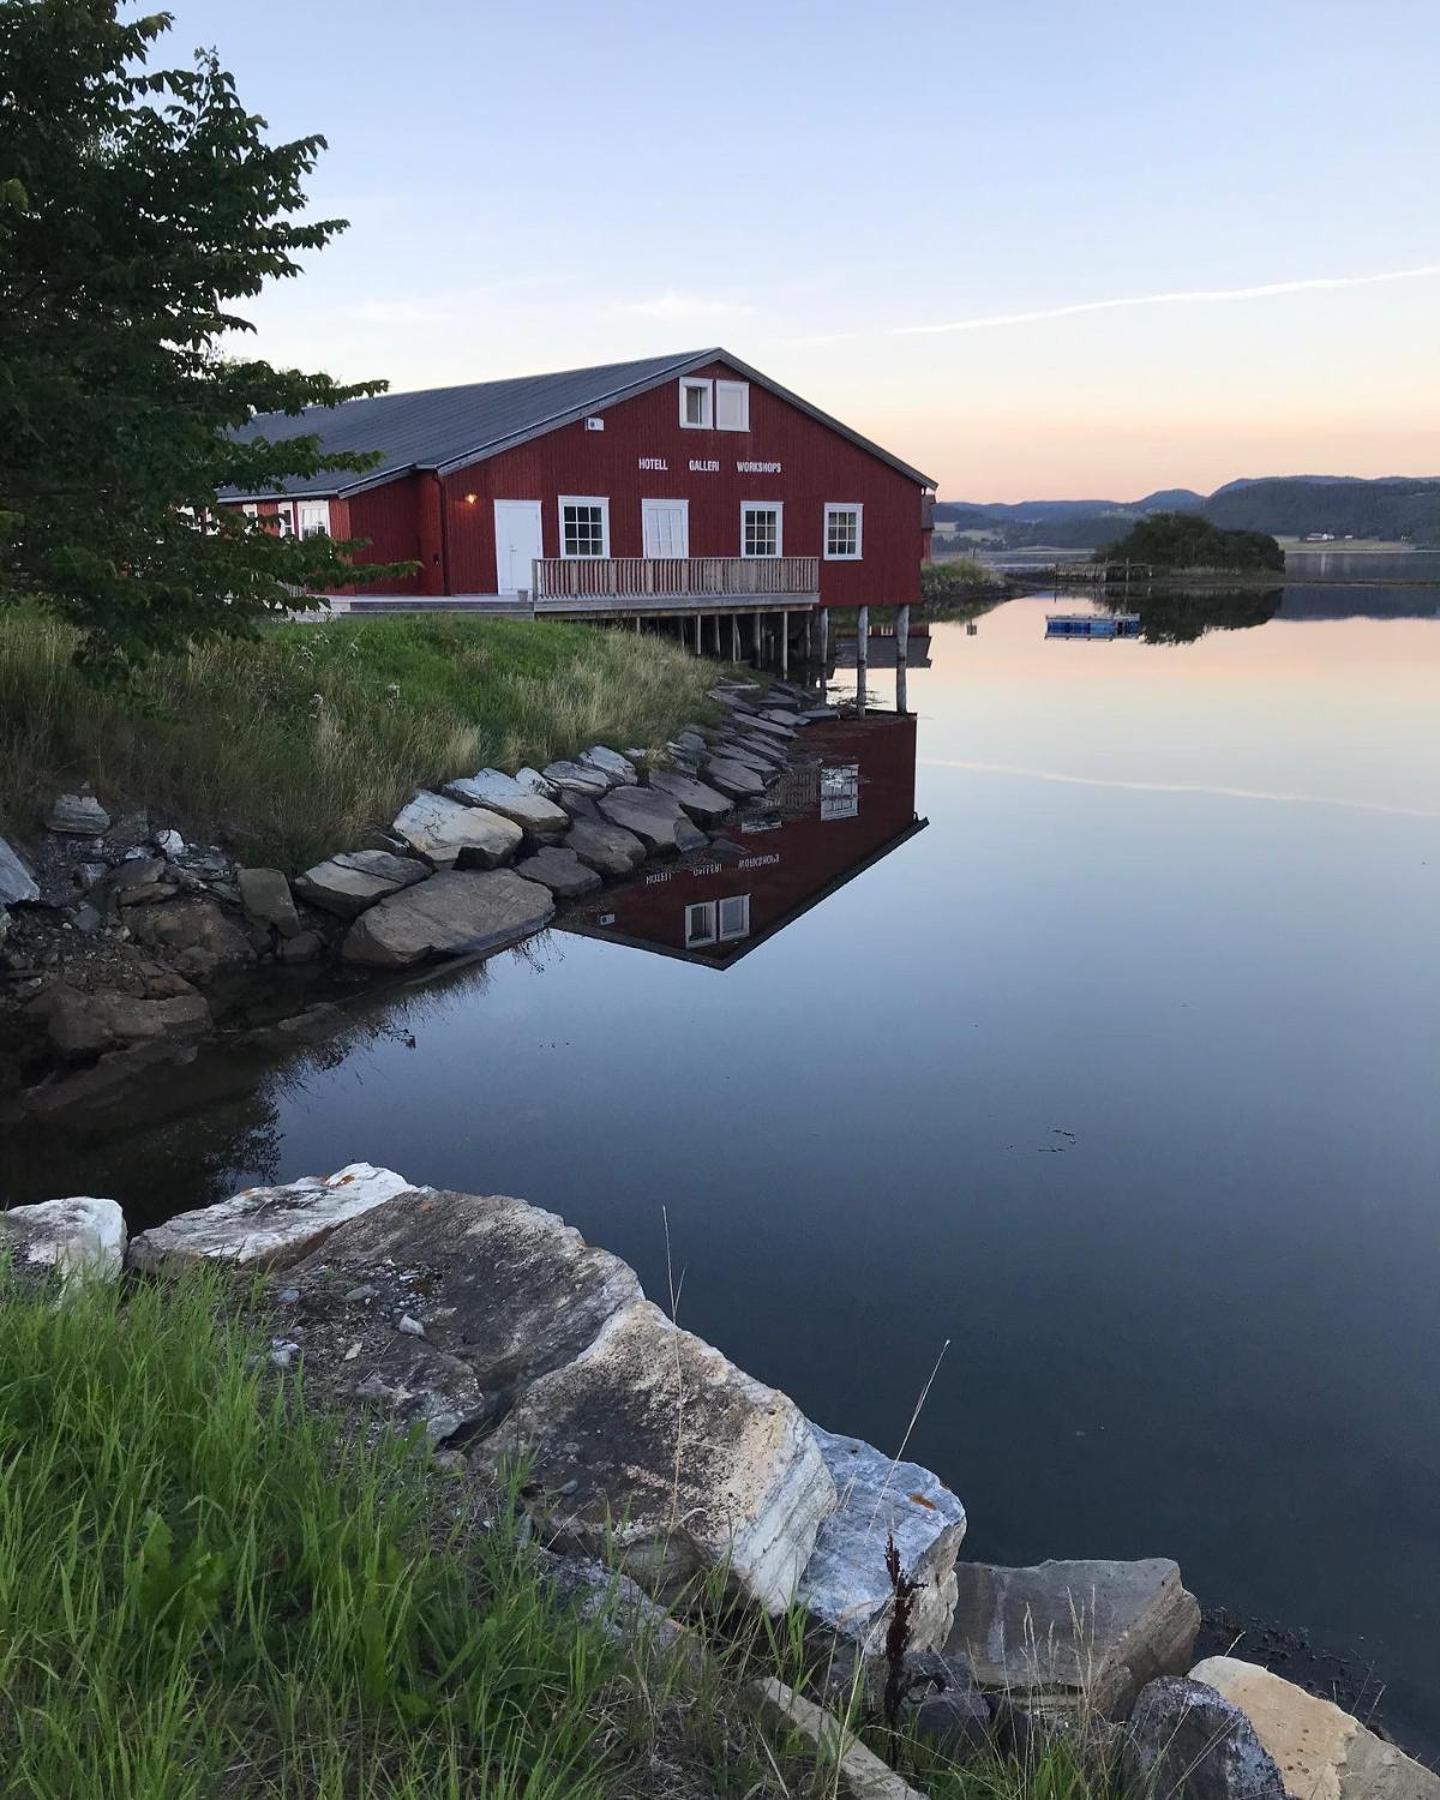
{"left": 642, "top": 498, "right": 689, "bottom": 559}
{"left": 494, "top": 499, "right": 544, "bottom": 594}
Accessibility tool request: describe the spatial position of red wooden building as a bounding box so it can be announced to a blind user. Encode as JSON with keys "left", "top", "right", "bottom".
{"left": 227, "top": 350, "right": 935, "bottom": 628}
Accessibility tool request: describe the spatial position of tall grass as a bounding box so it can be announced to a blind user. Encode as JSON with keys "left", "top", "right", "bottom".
{"left": 0, "top": 1267, "right": 797, "bottom": 1800}
{"left": 0, "top": 609, "right": 723, "bottom": 867}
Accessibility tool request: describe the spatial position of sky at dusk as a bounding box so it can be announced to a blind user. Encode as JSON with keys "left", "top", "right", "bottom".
{"left": 164, "top": 0, "right": 1440, "bottom": 501}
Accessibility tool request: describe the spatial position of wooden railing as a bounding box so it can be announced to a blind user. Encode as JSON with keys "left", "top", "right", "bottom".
{"left": 532, "top": 555, "right": 819, "bottom": 602}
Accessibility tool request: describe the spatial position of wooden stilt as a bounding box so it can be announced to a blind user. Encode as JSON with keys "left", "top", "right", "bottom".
{"left": 780, "top": 609, "right": 789, "bottom": 678}
{"left": 818, "top": 606, "right": 830, "bottom": 671}
{"left": 895, "top": 603, "right": 910, "bottom": 714}
{"left": 754, "top": 611, "right": 763, "bottom": 664}
{"left": 731, "top": 613, "right": 740, "bottom": 661}
{"left": 856, "top": 605, "right": 869, "bottom": 716}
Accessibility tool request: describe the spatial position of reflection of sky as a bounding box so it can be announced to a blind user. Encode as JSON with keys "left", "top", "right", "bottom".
{"left": 895, "top": 599, "right": 1440, "bottom": 818}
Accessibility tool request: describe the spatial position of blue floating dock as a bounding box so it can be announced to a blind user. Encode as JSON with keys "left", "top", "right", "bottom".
{"left": 1045, "top": 614, "right": 1141, "bottom": 639}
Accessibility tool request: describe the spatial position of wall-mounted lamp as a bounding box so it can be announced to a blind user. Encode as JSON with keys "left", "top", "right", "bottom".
{"left": 464, "top": 492, "right": 477, "bottom": 505}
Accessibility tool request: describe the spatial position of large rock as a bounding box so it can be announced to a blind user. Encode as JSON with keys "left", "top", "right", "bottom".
{"left": 596, "top": 785, "right": 695, "bottom": 854}
{"left": 945, "top": 1558, "right": 1201, "bottom": 1717}
{"left": 127, "top": 1163, "right": 421, "bottom": 1274}
{"left": 38, "top": 982, "right": 210, "bottom": 1057}
{"left": 1189, "top": 1659, "right": 1440, "bottom": 1800}
{"left": 564, "top": 818, "right": 647, "bottom": 878}
{"left": 480, "top": 1298, "right": 836, "bottom": 1612}
{"left": 46, "top": 790, "right": 111, "bottom": 834}
{"left": 580, "top": 746, "right": 638, "bottom": 785}
{"left": 513, "top": 766, "right": 560, "bottom": 799}
{"left": 237, "top": 866, "right": 302, "bottom": 938}
{"left": 126, "top": 896, "right": 255, "bottom": 981}
{"left": 513, "top": 846, "right": 603, "bottom": 898}
{"left": 702, "top": 757, "right": 768, "bottom": 800}
{"left": 649, "top": 769, "right": 734, "bottom": 826}
{"left": 282, "top": 1188, "right": 643, "bottom": 1443}
{"left": 392, "top": 791, "right": 523, "bottom": 869}
{"left": 0, "top": 1196, "right": 126, "bottom": 1290}
{"left": 443, "top": 770, "right": 570, "bottom": 841}
{"left": 341, "top": 868, "right": 553, "bottom": 967}
{"left": 294, "top": 849, "right": 430, "bottom": 919}
{"left": 797, "top": 1427, "right": 968, "bottom": 1653}
{"left": 542, "top": 760, "right": 612, "bottom": 797}
{"left": 0, "top": 834, "right": 40, "bottom": 905}
{"left": 1124, "top": 1677, "right": 1287, "bottom": 1800}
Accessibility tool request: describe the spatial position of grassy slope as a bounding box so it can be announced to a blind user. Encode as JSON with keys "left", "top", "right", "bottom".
{"left": 0, "top": 1269, "right": 796, "bottom": 1800}
{"left": 0, "top": 611, "right": 723, "bottom": 868}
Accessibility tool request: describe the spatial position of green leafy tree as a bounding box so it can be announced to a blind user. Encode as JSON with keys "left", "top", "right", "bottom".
{"left": 0, "top": 2, "right": 407, "bottom": 669}
{"left": 1097, "top": 512, "right": 1285, "bottom": 573}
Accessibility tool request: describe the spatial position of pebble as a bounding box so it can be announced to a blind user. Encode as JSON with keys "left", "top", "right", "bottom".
{"left": 343, "top": 1283, "right": 378, "bottom": 1302}
{"left": 343, "top": 1340, "right": 362, "bottom": 1361}
{"left": 398, "top": 1313, "right": 425, "bottom": 1337}
{"left": 277, "top": 1287, "right": 300, "bottom": 1304}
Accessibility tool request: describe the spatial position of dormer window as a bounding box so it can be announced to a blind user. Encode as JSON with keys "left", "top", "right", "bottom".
{"left": 715, "top": 380, "right": 749, "bottom": 431}
{"left": 680, "top": 378, "right": 713, "bottom": 429}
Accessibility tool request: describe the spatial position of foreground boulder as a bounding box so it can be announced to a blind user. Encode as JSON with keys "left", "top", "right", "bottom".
{"left": 703, "top": 756, "right": 768, "bottom": 800}
{"left": 282, "top": 1188, "right": 643, "bottom": 1443}
{"left": 294, "top": 849, "right": 430, "bottom": 919}
{"left": 649, "top": 769, "right": 734, "bottom": 826}
{"left": 35, "top": 983, "right": 211, "bottom": 1058}
{"left": 1189, "top": 1658, "right": 1440, "bottom": 1800}
{"left": 945, "top": 1558, "right": 1201, "bottom": 1717}
{"left": 579, "top": 746, "right": 637, "bottom": 784}
{"left": 341, "top": 869, "right": 553, "bottom": 967}
{"left": 46, "top": 790, "right": 111, "bottom": 834}
{"left": 797, "top": 1427, "right": 968, "bottom": 1653}
{"left": 0, "top": 1196, "right": 126, "bottom": 1290}
{"left": 1124, "top": 1676, "right": 1287, "bottom": 1800}
{"left": 392, "top": 791, "right": 523, "bottom": 868}
{"left": 237, "top": 866, "right": 302, "bottom": 937}
{"left": 481, "top": 1297, "right": 837, "bottom": 1612}
{"left": 128, "top": 1163, "right": 421, "bottom": 1273}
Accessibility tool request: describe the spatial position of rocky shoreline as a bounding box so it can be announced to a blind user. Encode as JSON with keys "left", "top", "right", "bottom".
{"left": 3, "top": 1171, "right": 1435, "bottom": 1800}
{"left": 0, "top": 675, "right": 833, "bottom": 1124}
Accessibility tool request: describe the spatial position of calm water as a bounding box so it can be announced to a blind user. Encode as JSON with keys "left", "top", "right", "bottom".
{"left": 14, "top": 591, "right": 1440, "bottom": 1748}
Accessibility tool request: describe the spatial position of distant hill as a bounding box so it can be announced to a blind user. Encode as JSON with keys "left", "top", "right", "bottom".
{"left": 934, "top": 475, "right": 1440, "bottom": 548}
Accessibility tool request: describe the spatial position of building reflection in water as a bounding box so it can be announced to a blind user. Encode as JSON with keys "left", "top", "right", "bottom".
{"left": 561, "top": 712, "right": 925, "bottom": 969}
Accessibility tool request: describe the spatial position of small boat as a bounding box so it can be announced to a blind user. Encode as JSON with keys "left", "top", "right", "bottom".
{"left": 1045, "top": 614, "right": 1141, "bottom": 639}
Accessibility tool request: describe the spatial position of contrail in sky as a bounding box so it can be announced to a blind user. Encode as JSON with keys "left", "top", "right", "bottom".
{"left": 890, "top": 264, "right": 1440, "bottom": 337}
{"left": 792, "top": 263, "right": 1440, "bottom": 344}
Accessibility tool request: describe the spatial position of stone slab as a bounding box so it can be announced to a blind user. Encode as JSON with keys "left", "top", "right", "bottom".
{"left": 47, "top": 791, "right": 111, "bottom": 834}
{"left": 127, "top": 1163, "right": 421, "bottom": 1274}
{"left": 392, "top": 791, "right": 523, "bottom": 869}
{"left": 514, "top": 845, "right": 603, "bottom": 898}
{"left": 564, "top": 818, "right": 648, "bottom": 878}
{"left": 1189, "top": 1659, "right": 1440, "bottom": 1800}
{"left": 341, "top": 868, "right": 553, "bottom": 967}
{"left": 295, "top": 850, "right": 429, "bottom": 919}
{"left": 0, "top": 834, "right": 40, "bottom": 905}
{"left": 480, "top": 1297, "right": 837, "bottom": 1612}
{"left": 283, "top": 1187, "right": 643, "bottom": 1443}
{"left": 703, "top": 757, "right": 768, "bottom": 800}
{"left": 750, "top": 1679, "right": 926, "bottom": 1800}
{"left": 798, "top": 1426, "right": 968, "bottom": 1653}
{"left": 0, "top": 1196, "right": 126, "bottom": 1290}
{"left": 580, "top": 746, "right": 638, "bottom": 784}
{"left": 596, "top": 785, "right": 693, "bottom": 853}
{"left": 946, "top": 1558, "right": 1201, "bottom": 1717}
{"left": 542, "top": 760, "right": 612, "bottom": 796}
{"left": 443, "top": 772, "right": 570, "bottom": 841}
{"left": 648, "top": 769, "right": 734, "bottom": 826}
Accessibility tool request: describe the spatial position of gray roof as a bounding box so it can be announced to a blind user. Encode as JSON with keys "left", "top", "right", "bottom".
{"left": 224, "top": 348, "right": 936, "bottom": 499}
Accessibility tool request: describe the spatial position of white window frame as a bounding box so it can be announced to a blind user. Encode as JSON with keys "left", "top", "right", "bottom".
{"left": 641, "top": 497, "right": 690, "bottom": 559}
{"left": 820, "top": 764, "right": 860, "bottom": 820}
{"left": 685, "top": 900, "right": 717, "bottom": 947}
{"left": 679, "top": 378, "right": 713, "bottom": 429}
{"left": 240, "top": 502, "right": 258, "bottom": 520}
{"left": 297, "top": 499, "right": 332, "bottom": 538}
{"left": 271, "top": 504, "right": 295, "bottom": 537}
{"left": 558, "top": 495, "right": 611, "bottom": 559}
{"left": 716, "top": 893, "right": 750, "bottom": 941}
{"left": 823, "top": 502, "right": 864, "bottom": 561}
{"left": 715, "top": 379, "right": 750, "bottom": 432}
{"left": 740, "top": 500, "right": 783, "bottom": 559}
